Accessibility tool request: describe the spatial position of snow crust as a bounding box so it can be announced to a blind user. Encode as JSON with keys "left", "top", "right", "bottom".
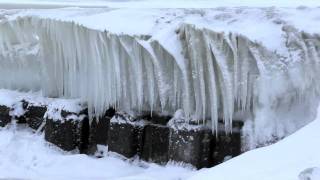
{"left": 1, "top": 7, "right": 320, "bottom": 146}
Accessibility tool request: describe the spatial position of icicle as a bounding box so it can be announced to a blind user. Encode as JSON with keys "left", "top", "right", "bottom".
{"left": 1, "top": 17, "right": 320, "bottom": 136}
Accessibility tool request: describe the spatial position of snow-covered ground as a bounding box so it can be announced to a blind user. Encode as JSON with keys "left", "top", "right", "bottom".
{"left": 0, "top": 91, "right": 319, "bottom": 180}
{"left": 0, "top": 124, "right": 194, "bottom": 180}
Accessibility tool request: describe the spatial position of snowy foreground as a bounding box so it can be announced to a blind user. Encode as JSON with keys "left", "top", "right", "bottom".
{"left": 0, "top": 124, "right": 194, "bottom": 180}
{"left": 0, "top": 91, "right": 319, "bottom": 180}
{"left": 0, "top": 110, "right": 318, "bottom": 180}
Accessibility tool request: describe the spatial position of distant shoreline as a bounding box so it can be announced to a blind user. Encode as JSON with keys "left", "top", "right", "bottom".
{"left": 1, "top": 1, "right": 319, "bottom": 9}
{"left": 0, "top": 3, "right": 108, "bottom": 9}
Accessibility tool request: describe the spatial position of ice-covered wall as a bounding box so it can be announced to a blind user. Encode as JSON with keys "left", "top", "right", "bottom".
{"left": 0, "top": 16, "right": 319, "bottom": 148}
{"left": 0, "top": 18, "right": 40, "bottom": 91}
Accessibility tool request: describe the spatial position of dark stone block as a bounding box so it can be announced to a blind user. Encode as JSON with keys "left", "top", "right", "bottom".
{"left": 45, "top": 118, "right": 80, "bottom": 151}
{"left": 212, "top": 122, "right": 243, "bottom": 165}
{"left": 140, "top": 113, "right": 172, "bottom": 125}
{"left": 0, "top": 105, "right": 11, "bottom": 127}
{"left": 79, "top": 117, "right": 90, "bottom": 154}
{"left": 107, "top": 113, "right": 145, "bottom": 158}
{"left": 105, "top": 108, "right": 116, "bottom": 118}
{"left": 141, "top": 124, "right": 170, "bottom": 164}
{"left": 88, "top": 108, "right": 115, "bottom": 155}
{"left": 168, "top": 127, "right": 213, "bottom": 169}
{"left": 24, "top": 105, "right": 47, "bottom": 130}
{"left": 45, "top": 113, "right": 89, "bottom": 153}
{"left": 88, "top": 117, "right": 110, "bottom": 154}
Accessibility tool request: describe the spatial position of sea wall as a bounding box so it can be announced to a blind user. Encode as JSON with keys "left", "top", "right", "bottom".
{"left": 0, "top": 16, "right": 319, "bottom": 147}
{"left": 0, "top": 96, "right": 242, "bottom": 169}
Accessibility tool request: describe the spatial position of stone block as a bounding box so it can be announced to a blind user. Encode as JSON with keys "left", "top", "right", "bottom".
{"left": 88, "top": 108, "right": 115, "bottom": 154}
{"left": 168, "top": 127, "right": 213, "bottom": 169}
{"left": 141, "top": 124, "right": 170, "bottom": 164}
{"left": 212, "top": 121, "right": 243, "bottom": 165}
{"left": 0, "top": 105, "right": 11, "bottom": 127}
{"left": 107, "top": 113, "right": 145, "bottom": 158}
{"left": 24, "top": 105, "right": 47, "bottom": 130}
{"left": 45, "top": 110, "right": 89, "bottom": 153}
{"left": 140, "top": 113, "right": 172, "bottom": 125}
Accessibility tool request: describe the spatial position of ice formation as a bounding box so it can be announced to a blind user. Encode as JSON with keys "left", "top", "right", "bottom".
{"left": 0, "top": 10, "right": 320, "bottom": 147}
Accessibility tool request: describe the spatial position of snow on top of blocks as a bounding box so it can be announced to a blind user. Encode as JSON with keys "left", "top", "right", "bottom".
{"left": 0, "top": 89, "right": 86, "bottom": 120}
{"left": 110, "top": 111, "right": 148, "bottom": 127}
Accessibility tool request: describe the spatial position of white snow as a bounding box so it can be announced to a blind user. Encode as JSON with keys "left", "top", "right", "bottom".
{"left": 1, "top": 93, "right": 320, "bottom": 180}
{"left": 0, "top": 89, "right": 85, "bottom": 119}
{"left": 188, "top": 104, "right": 320, "bottom": 180}
{"left": 0, "top": 124, "right": 193, "bottom": 180}
{"left": 299, "top": 167, "right": 320, "bottom": 180}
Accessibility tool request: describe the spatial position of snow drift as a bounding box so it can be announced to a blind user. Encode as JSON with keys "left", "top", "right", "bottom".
{"left": 188, "top": 103, "right": 320, "bottom": 180}
{"left": 0, "top": 8, "right": 320, "bottom": 147}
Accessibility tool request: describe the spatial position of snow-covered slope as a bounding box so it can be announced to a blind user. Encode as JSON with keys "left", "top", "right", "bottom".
{"left": 189, "top": 104, "right": 320, "bottom": 180}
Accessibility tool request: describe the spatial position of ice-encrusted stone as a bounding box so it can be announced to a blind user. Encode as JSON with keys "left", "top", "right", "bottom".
{"left": 212, "top": 121, "right": 243, "bottom": 165}
{"left": 139, "top": 113, "right": 171, "bottom": 164}
{"left": 168, "top": 125, "right": 213, "bottom": 169}
{"left": 167, "top": 114, "right": 243, "bottom": 168}
{"left": 45, "top": 108, "right": 89, "bottom": 153}
{"left": 107, "top": 112, "right": 145, "bottom": 158}
{"left": 23, "top": 101, "right": 47, "bottom": 130}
